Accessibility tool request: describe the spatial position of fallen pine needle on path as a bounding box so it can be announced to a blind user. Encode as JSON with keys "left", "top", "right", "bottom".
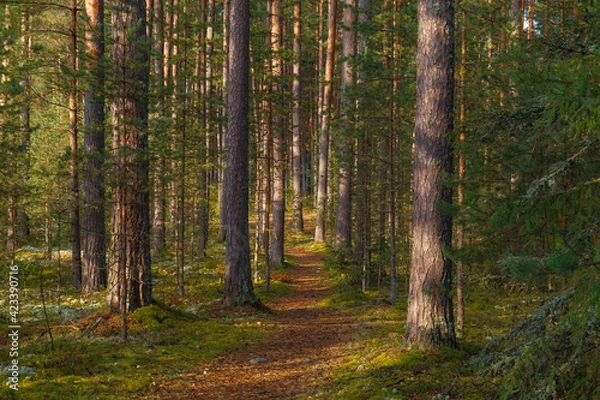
{"left": 145, "top": 243, "right": 360, "bottom": 399}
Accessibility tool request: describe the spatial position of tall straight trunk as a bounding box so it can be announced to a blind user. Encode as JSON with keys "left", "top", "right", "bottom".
{"left": 388, "top": 0, "right": 400, "bottom": 304}
{"left": 455, "top": 7, "right": 467, "bottom": 334}
{"left": 107, "top": 0, "right": 152, "bottom": 312}
{"left": 223, "top": 0, "right": 257, "bottom": 307}
{"left": 197, "top": 0, "right": 215, "bottom": 259}
{"left": 262, "top": 89, "right": 272, "bottom": 283}
{"left": 315, "top": 0, "right": 325, "bottom": 207}
{"left": 83, "top": 0, "right": 107, "bottom": 292}
{"left": 269, "top": 0, "right": 285, "bottom": 268}
{"left": 405, "top": 0, "right": 456, "bottom": 348}
{"left": 167, "top": 0, "right": 178, "bottom": 243}
{"left": 69, "top": 0, "right": 82, "bottom": 289}
{"left": 354, "top": 0, "right": 370, "bottom": 289}
{"left": 3, "top": 7, "right": 16, "bottom": 256}
{"left": 151, "top": 0, "right": 166, "bottom": 256}
{"left": 291, "top": 0, "right": 304, "bottom": 234}
{"left": 175, "top": 0, "right": 188, "bottom": 296}
{"left": 315, "top": 0, "right": 337, "bottom": 243}
{"left": 218, "top": 0, "right": 230, "bottom": 243}
{"left": 334, "top": 0, "right": 356, "bottom": 250}
{"left": 7, "top": 13, "right": 32, "bottom": 256}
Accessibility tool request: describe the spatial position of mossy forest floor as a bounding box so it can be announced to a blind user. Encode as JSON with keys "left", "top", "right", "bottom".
{"left": 1, "top": 232, "right": 561, "bottom": 399}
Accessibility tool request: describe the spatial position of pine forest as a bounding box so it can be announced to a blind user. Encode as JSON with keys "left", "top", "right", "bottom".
{"left": 0, "top": 0, "right": 598, "bottom": 398}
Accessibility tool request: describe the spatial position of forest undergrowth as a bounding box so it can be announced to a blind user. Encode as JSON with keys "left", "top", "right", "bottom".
{"left": 1, "top": 236, "right": 598, "bottom": 399}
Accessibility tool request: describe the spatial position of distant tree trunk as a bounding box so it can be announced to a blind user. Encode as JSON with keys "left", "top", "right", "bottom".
{"left": 83, "top": 0, "right": 107, "bottom": 292}
{"left": 218, "top": 0, "right": 230, "bottom": 243}
{"left": 315, "top": 0, "right": 337, "bottom": 243}
{"left": 107, "top": 0, "right": 152, "bottom": 312}
{"left": 455, "top": 6, "right": 467, "bottom": 334}
{"left": 354, "top": 0, "right": 371, "bottom": 290}
{"left": 197, "top": 0, "right": 215, "bottom": 259}
{"left": 269, "top": 0, "right": 285, "bottom": 268}
{"left": 223, "top": 0, "right": 258, "bottom": 307}
{"left": 405, "top": 0, "right": 456, "bottom": 348}
{"left": 388, "top": 0, "right": 400, "bottom": 305}
{"left": 6, "top": 12, "right": 32, "bottom": 257}
{"left": 151, "top": 0, "right": 167, "bottom": 257}
{"left": 262, "top": 84, "right": 272, "bottom": 285}
{"left": 291, "top": 0, "right": 304, "bottom": 234}
{"left": 69, "top": 0, "right": 82, "bottom": 289}
{"left": 4, "top": 7, "right": 15, "bottom": 256}
{"left": 334, "top": 0, "right": 356, "bottom": 250}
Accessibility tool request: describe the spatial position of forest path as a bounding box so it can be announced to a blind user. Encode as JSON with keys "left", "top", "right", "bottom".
{"left": 147, "top": 242, "right": 359, "bottom": 399}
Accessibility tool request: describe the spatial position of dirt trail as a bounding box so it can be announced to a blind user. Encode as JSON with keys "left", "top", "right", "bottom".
{"left": 147, "top": 244, "right": 359, "bottom": 399}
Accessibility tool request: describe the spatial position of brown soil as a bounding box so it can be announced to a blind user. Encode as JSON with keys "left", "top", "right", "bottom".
{"left": 145, "top": 244, "right": 359, "bottom": 399}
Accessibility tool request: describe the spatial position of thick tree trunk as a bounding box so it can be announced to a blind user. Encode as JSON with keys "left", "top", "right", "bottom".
{"left": 223, "top": 0, "right": 258, "bottom": 307}
{"left": 107, "top": 0, "right": 152, "bottom": 312}
{"left": 83, "top": 0, "right": 107, "bottom": 292}
{"left": 315, "top": 0, "right": 337, "bottom": 243}
{"left": 405, "top": 0, "right": 456, "bottom": 348}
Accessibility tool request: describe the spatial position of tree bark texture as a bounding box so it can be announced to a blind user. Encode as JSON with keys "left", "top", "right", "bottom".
{"left": 405, "top": 0, "right": 456, "bottom": 348}
{"left": 315, "top": 0, "right": 337, "bottom": 243}
{"left": 291, "top": 0, "right": 304, "bottom": 234}
{"left": 223, "top": 0, "right": 257, "bottom": 307}
{"left": 334, "top": 0, "right": 356, "bottom": 250}
{"left": 107, "top": 0, "right": 152, "bottom": 312}
{"left": 269, "top": 0, "right": 285, "bottom": 267}
{"left": 218, "top": 0, "right": 230, "bottom": 243}
{"left": 151, "top": 0, "right": 167, "bottom": 256}
{"left": 83, "top": 0, "right": 107, "bottom": 292}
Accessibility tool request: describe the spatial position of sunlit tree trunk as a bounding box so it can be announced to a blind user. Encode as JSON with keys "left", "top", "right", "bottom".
{"left": 405, "top": 0, "right": 456, "bottom": 348}
{"left": 334, "top": 0, "right": 355, "bottom": 251}
{"left": 151, "top": 0, "right": 167, "bottom": 257}
{"left": 315, "top": 0, "right": 337, "bottom": 243}
{"left": 83, "top": 0, "right": 107, "bottom": 292}
{"left": 223, "top": 0, "right": 258, "bottom": 307}
{"left": 197, "top": 0, "right": 215, "bottom": 259}
{"left": 269, "top": 0, "right": 285, "bottom": 268}
{"left": 455, "top": 5, "right": 467, "bottom": 334}
{"left": 107, "top": 0, "right": 152, "bottom": 312}
{"left": 291, "top": 0, "right": 304, "bottom": 234}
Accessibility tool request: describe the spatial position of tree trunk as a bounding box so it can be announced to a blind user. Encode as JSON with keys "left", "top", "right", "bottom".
{"left": 405, "top": 0, "right": 456, "bottom": 348}
{"left": 269, "top": 0, "right": 285, "bottom": 267}
{"left": 315, "top": 0, "right": 337, "bottom": 243}
{"left": 69, "top": 0, "right": 82, "bottom": 289}
{"left": 151, "top": 0, "right": 167, "bottom": 256}
{"left": 291, "top": 0, "right": 304, "bottom": 234}
{"left": 223, "top": 0, "right": 258, "bottom": 307}
{"left": 218, "top": 0, "right": 230, "bottom": 243}
{"left": 83, "top": 0, "right": 107, "bottom": 292}
{"left": 455, "top": 6, "right": 467, "bottom": 334}
{"left": 334, "top": 0, "right": 356, "bottom": 250}
{"left": 197, "top": 0, "right": 215, "bottom": 259}
{"left": 107, "top": 0, "right": 152, "bottom": 312}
